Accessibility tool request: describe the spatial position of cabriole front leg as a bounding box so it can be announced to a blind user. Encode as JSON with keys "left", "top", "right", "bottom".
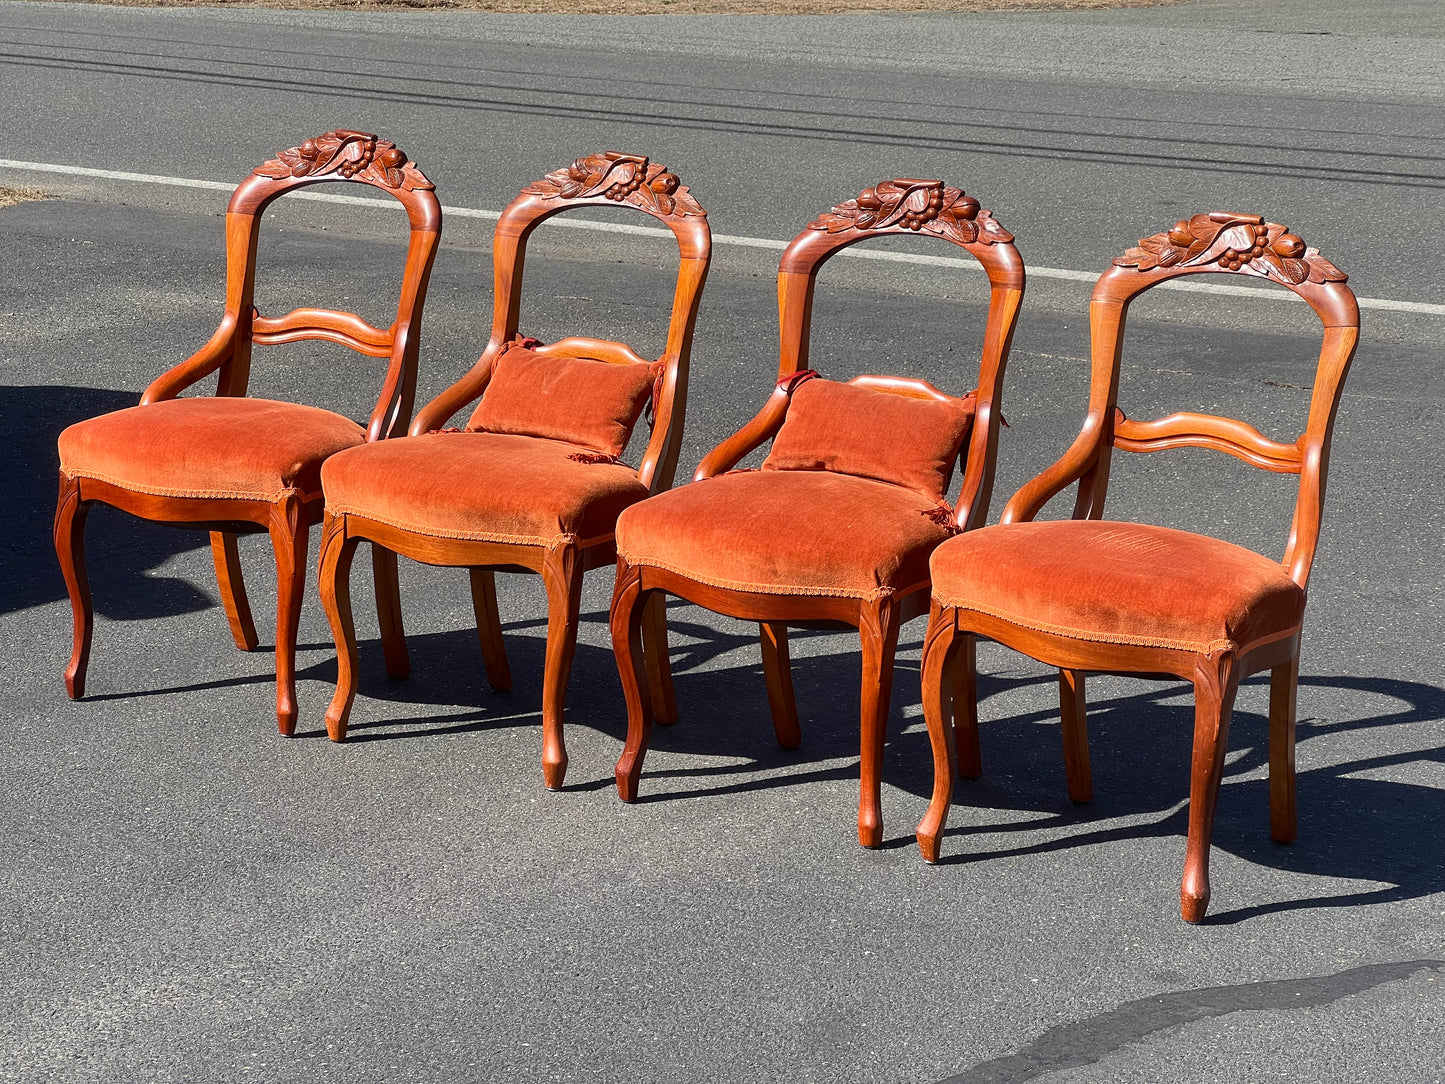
{"left": 611, "top": 560, "right": 654, "bottom": 802}
{"left": 916, "top": 606, "right": 961, "bottom": 863}
{"left": 318, "top": 514, "right": 361, "bottom": 742}
{"left": 857, "top": 596, "right": 901, "bottom": 849}
{"left": 53, "top": 471, "right": 94, "bottom": 699}
{"left": 267, "top": 493, "right": 308, "bottom": 737}
{"left": 1181, "top": 650, "right": 1240, "bottom": 923}
{"left": 539, "top": 544, "right": 584, "bottom": 790}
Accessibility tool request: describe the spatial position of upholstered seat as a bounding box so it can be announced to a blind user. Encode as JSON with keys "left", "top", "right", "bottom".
{"left": 929, "top": 520, "right": 1305, "bottom": 656}
{"left": 617, "top": 470, "right": 955, "bottom": 602}
{"left": 323, "top": 431, "right": 650, "bottom": 548}
{"left": 59, "top": 398, "right": 366, "bottom": 503}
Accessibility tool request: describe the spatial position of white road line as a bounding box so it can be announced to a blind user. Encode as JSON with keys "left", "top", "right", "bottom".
{"left": 4, "top": 158, "right": 1442, "bottom": 316}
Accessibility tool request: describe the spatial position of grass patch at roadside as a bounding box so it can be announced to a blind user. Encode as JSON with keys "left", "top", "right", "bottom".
{"left": 0, "top": 186, "right": 48, "bottom": 211}
{"left": 24, "top": 0, "right": 1185, "bottom": 15}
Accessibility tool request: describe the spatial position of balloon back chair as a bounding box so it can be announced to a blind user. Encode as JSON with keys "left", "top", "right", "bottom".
{"left": 316, "top": 152, "right": 711, "bottom": 787}
{"left": 915, "top": 212, "right": 1360, "bottom": 922}
{"left": 610, "top": 179, "right": 1025, "bottom": 847}
{"left": 55, "top": 130, "right": 442, "bottom": 735}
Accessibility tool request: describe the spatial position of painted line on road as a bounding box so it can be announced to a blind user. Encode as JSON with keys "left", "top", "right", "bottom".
{"left": 4, "top": 158, "right": 1441, "bottom": 316}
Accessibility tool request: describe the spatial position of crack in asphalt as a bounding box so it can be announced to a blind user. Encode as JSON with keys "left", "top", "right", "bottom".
{"left": 937, "top": 959, "right": 1445, "bottom": 1083}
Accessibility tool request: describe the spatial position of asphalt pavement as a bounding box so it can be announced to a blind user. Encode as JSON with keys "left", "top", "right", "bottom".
{"left": 1, "top": 1, "right": 1443, "bottom": 1081}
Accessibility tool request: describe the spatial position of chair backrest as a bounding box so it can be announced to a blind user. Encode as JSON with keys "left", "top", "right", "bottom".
{"left": 1002, "top": 211, "right": 1360, "bottom": 589}
{"left": 772, "top": 178, "right": 1025, "bottom": 531}
{"left": 410, "top": 151, "right": 712, "bottom": 494}
{"left": 142, "top": 129, "right": 443, "bottom": 442}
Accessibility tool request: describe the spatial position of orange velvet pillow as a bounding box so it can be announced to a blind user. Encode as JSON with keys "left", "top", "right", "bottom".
{"left": 761, "top": 378, "right": 975, "bottom": 500}
{"left": 469, "top": 346, "right": 658, "bottom": 458}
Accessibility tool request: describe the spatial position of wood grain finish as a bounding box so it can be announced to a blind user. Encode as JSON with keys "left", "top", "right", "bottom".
{"left": 54, "top": 132, "right": 442, "bottom": 734}
{"left": 611, "top": 179, "right": 1025, "bottom": 846}
{"left": 917, "top": 213, "right": 1361, "bottom": 921}
{"left": 319, "top": 153, "right": 711, "bottom": 788}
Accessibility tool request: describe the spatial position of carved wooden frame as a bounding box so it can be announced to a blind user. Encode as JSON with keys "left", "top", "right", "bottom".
{"left": 317, "top": 152, "right": 712, "bottom": 790}
{"left": 610, "top": 178, "right": 1025, "bottom": 847}
{"left": 915, "top": 211, "right": 1361, "bottom": 922}
{"left": 54, "top": 130, "right": 442, "bottom": 735}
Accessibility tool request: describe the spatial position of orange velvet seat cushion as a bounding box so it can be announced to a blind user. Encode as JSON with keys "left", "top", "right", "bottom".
{"left": 761, "top": 378, "right": 975, "bottom": 500}
{"left": 468, "top": 345, "right": 658, "bottom": 457}
{"left": 929, "top": 520, "right": 1306, "bottom": 655}
{"left": 57, "top": 397, "right": 366, "bottom": 502}
{"left": 322, "top": 431, "right": 650, "bottom": 548}
{"left": 616, "top": 471, "right": 955, "bottom": 601}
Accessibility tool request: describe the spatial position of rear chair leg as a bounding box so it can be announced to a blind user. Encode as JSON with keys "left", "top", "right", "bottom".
{"left": 642, "top": 593, "right": 678, "bottom": 724}
{"left": 54, "top": 471, "right": 93, "bottom": 699}
{"left": 211, "top": 531, "right": 259, "bottom": 651}
{"left": 759, "top": 621, "right": 802, "bottom": 749}
{"left": 1269, "top": 652, "right": 1300, "bottom": 844}
{"left": 1059, "top": 668, "right": 1093, "bottom": 803}
{"left": 951, "top": 632, "right": 981, "bottom": 779}
{"left": 469, "top": 568, "right": 513, "bottom": 692}
{"left": 373, "top": 544, "right": 410, "bottom": 680}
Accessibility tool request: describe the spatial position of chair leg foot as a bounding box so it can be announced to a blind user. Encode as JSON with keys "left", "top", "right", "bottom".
{"left": 54, "top": 472, "right": 94, "bottom": 700}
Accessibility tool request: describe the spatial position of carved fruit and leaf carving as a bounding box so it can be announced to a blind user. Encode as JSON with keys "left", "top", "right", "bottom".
{"left": 254, "top": 129, "right": 433, "bottom": 191}
{"left": 1116, "top": 212, "right": 1346, "bottom": 285}
{"left": 808, "top": 179, "right": 1012, "bottom": 246}
{"left": 524, "top": 152, "right": 706, "bottom": 218}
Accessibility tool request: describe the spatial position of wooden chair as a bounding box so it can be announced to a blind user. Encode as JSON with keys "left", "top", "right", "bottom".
{"left": 316, "top": 152, "right": 711, "bottom": 786}
{"left": 915, "top": 212, "right": 1360, "bottom": 922}
{"left": 610, "top": 179, "right": 1025, "bottom": 846}
{"left": 54, "top": 130, "right": 441, "bottom": 735}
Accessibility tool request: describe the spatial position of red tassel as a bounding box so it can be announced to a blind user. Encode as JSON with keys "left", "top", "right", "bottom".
{"left": 427, "top": 426, "right": 467, "bottom": 435}
{"left": 568, "top": 451, "right": 622, "bottom": 465}
{"left": 921, "top": 505, "right": 961, "bottom": 533}
{"left": 722, "top": 467, "right": 759, "bottom": 476}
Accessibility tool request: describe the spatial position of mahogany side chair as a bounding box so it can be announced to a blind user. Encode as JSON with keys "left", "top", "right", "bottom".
{"left": 55, "top": 130, "right": 442, "bottom": 735}
{"left": 316, "top": 152, "right": 711, "bottom": 786}
{"left": 610, "top": 179, "right": 1025, "bottom": 847}
{"left": 914, "top": 212, "right": 1360, "bottom": 922}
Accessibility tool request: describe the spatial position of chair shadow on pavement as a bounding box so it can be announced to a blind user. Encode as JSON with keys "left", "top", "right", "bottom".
{"left": 285, "top": 599, "right": 1445, "bottom": 923}
{"left": 3, "top": 383, "right": 214, "bottom": 618}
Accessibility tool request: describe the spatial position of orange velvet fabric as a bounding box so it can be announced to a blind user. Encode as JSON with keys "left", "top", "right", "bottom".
{"left": 57, "top": 397, "right": 366, "bottom": 501}
{"left": 762, "top": 379, "right": 975, "bottom": 501}
{"left": 322, "top": 431, "right": 650, "bottom": 548}
{"left": 616, "top": 470, "right": 955, "bottom": 601}
{"left": 929, "top": 521, "right": 1306, "bottom": 655}
{"left": 467, "top": 346, "right": 658, "bottom": 457}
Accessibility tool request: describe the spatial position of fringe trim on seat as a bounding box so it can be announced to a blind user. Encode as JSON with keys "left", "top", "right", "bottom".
{"left": 619, "top": 553, "right": 924, "bottom": 603}
{"left": 62, "top": 467, "right": 306, "bottom": 504}
{"left": 936, "top": 599, "right": 1303, "bottom": 657}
